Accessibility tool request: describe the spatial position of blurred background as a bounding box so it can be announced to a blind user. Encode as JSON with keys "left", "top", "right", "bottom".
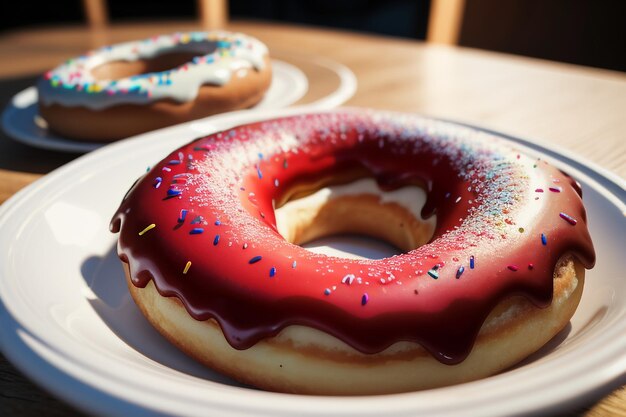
{"left": 1, "top": 0, "right": 625, "bottom": 72}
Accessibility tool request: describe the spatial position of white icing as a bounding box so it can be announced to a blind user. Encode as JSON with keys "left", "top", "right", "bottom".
{"left": 37, "top": 31, "right": 268, "bottom": 110}
{"left": 274, "top": 178, "right": 436, "bottom": 240}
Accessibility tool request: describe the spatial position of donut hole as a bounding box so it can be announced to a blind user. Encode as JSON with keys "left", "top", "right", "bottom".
{"left": 90, "top": 42, "right": 218, "bottom": 81}
{"left": 275, "top": 179, "right": 436, "bottom": 259}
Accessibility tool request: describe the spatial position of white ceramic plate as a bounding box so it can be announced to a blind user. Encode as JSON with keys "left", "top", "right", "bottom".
{"left": 1, "top": 59, "right": 310, "bottom": 153}
{"left": 0, "top": 108, "right": 624, "bottom": 417}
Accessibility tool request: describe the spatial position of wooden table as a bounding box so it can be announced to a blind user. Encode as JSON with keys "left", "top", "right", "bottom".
{"left": 0, "top": 20, "right": 624, "bottom": 416}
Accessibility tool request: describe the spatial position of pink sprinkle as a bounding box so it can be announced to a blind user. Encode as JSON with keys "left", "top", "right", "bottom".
{"left": 559, "top": 212, "right": 578, "bottom": 225}
{"left": 528, "top": 263, "right": 534, "bottom": 270}
{"left": 549, "top": 187, "right": 562, "bottom": 193}
{"left": 535, "top": 188, "right": 544, "bottom": 193}
{"left": 508, "top": 265, "right": 519, "bottom": 271}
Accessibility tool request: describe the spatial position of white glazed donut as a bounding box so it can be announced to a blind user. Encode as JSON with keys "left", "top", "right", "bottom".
{"left": 37, "top": 31, "right": 272, "bottom": 142}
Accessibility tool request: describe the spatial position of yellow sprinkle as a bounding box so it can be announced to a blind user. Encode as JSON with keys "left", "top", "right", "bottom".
{"left": 183, "top": 261, "right": 192, "bottom": 274}
{"left": 138, "top": 223, "right": 156, "bottom": 236}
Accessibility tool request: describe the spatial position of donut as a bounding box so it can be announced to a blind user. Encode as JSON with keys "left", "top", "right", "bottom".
{"left": 37, "top": 31, "right": 271, "bottom": 142}
{"left": 110, "top": 109, "right": 595, "bottom": 394}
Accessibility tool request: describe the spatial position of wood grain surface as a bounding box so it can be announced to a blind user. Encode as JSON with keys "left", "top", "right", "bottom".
{"left": 0, "top": 20, "right": 624, "bottom": 416}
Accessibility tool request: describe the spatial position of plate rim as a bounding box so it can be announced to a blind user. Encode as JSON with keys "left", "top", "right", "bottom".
{"left": 0, "top": 107, "right": 624, "bottom": 417}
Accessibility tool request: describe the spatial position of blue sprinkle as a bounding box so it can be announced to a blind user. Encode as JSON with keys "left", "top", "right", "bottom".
{"left": 324, "top": 288, "right": 331, "bottom": 296}
{"left": 292, "top": 260, "right": 297, "bottom": 268}
{"left": 213, "top": 234, "right": 220, "bottom": 245}
{"left": 190, "top": 216, "right": 203, "bottom": 224}
{"left": 153, "top": 177, "right": 162, "bottom": 188}
{"left": 541, "top": 233, "right": 548, "bottom": 245}
{"left": 167, "top": 189, "right": 182, "bottom": 196}
{"left": 178, "top": 209, "right": 188, "bottom": 223}
{"left": 470, "top": 256, "right": 475, "bottom": 269}
{"left": 256, "top": 165, "right": 263, "bottom": 179}
{"left": 190, "top": 228, "right": 204, "bottom": 235}
{"left": 456, "top": 266, "right": 465, "bottom": 279}
{"left": 249, "top": 255, "right": 262, "bottom": 264}
{"left": 269, "top": 267, "right": 276, "bottom": 277}
{"left": 215, "top": 220, "right": 221, "bottom": 226}
{"left": 361, "top": 293, "right": 369, "bottom": 306}
{"left": 258, "top": 153, "right": 264, "bottom": 160}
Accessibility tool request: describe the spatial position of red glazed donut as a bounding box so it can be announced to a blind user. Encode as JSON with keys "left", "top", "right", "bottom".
{"left": 110, "top": 109, "right": 595, "bottom": 394}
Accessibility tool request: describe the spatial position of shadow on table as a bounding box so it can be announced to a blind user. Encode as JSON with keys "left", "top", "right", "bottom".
{"left": 0, "top": 73, "right": 78, "bottom": 174}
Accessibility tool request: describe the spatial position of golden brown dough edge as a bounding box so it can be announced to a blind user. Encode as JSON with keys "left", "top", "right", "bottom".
{"left": 123, "top": 255, "right": 584, "bottom": 395}
{"left": 39, "top": 56, "right": 272, "bottom": 142}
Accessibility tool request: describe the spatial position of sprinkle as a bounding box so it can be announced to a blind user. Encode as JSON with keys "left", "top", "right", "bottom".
{"left": 215, "top": 220, "right": 221, "bottom": 226}
{"left": 269, "top": 267, "right": 276, "bottom": 277}
{"left": 138, "top": 223, "right": 156, "bottom": 236}
{"left": 559, "top": 212, "right": 578, "bottom": 225}
{"left": 535, "top": 188, "right": 544, "bottom": 193}
{"left": 518, "top": 227, "right": 525, "bottom": 233}
{"left": 153, "top": 177, "right": 162, "bottom": 188}
{"left": 470, "top": 256, "right": 475, "bottom": 269}
{"left": 455, "top": 196, "right": 462, "bottom": 203}
{"left": 528, "top": 263, "right": 534, "bottom": 270}
{"left": 324, "top": 288, "right": 331, "bottom": 296}
{"left": 213, "top": 234, "right": 220, "bottom": 245}
{"left": 427, "top": 265, "right": 439, "bottom": 279}
{"left": 168, "top": 159, "right": 182, "bottom": 165}
{"left": 549, "top": 187, "right": 562, "bottom": 193}
{"left": 361, "top": 293, "right": 369, "bottom": 305}
{"left": 162, "top": 166, "right": 171, "bottom": 172}
{"left": 243, "top": 243, "right": 248, "bottom": 249}
{"left": 249, "top": 255, "right": 262, "bottom": 264}
{"left": 541, "top": 233, "right": 548, "bottom": 245}
{"left": 190, "top": 216, "right": 203, "bottom": 224}
{"left": 167, "top": 189, "right": 182, "bottom": 197}
{"left": 274, "top": 178, "right": 279, "bottom": 187}
{"left": 190, "top": 227, "right": 204, "bottom": 235}
{"left": 456, "top": 266, "right": 465, "bottom": 279}
{"left": 292, "top": 260, "right": 297, "bottom": 268}
{"left": 178, "top": 209, "right": 188, "bottom": 223}
{"left": 183, "top": 261, "right": 191, "bottom": 274}
{"left": 342, "top": 274, "right": 355, "bottom": 285}
{"left": 508, "top": 265, "right": 519, "bottom": 271}
{"left": 256, "top": 164, "right": 263, "bottom": 179}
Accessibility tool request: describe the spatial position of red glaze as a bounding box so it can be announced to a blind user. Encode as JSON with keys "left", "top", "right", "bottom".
{"left": 110, "top": 110, "right": 595, "bottom": 364}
